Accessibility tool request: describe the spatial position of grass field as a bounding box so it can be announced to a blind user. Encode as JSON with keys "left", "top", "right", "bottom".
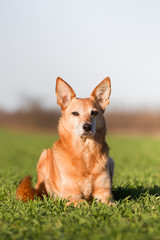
{"left": 0, "top": 128, "right": 160, "bottom": 240}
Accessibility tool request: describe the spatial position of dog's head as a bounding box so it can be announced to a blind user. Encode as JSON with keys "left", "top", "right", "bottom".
{"left": 56, "top": 77, "right": 111, "bottom": 138}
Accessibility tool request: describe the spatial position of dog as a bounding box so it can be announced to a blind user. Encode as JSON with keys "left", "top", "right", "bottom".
{"left": 16, "top": 77, "right": 115, "bottom": 206}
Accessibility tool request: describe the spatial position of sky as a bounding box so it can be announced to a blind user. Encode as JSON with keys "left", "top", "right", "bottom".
{"left": 0, "top": 0, "right": 160, "bottom": 112}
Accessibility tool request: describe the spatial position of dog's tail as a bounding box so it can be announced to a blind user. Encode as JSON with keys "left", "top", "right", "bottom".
{"left": 16, "top": 176, "right": 43, "bottom": 202}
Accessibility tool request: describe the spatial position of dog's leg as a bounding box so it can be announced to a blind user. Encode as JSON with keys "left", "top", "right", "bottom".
{"left": 92, "top": 167, "right": 114, "bottom": 205}
{"left": 92, "top": 157, "right": 115, "bottom": 205}
{"left": 92, "top": 188, "right": 113, "bottom": 205}
{"left": 35, "top": 149, "right": 52, "bottom": 195}
{"left": 35, "top": 177, "right": 48, "bottom": 196}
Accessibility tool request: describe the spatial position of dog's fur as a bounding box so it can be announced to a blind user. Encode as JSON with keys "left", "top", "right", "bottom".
{"left": 16, "top": 77, "right": 115, "bottom": 206}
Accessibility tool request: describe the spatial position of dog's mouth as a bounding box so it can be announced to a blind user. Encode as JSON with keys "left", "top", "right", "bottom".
{"left": 80, "top": 132, "right": 95, "bottom": 138}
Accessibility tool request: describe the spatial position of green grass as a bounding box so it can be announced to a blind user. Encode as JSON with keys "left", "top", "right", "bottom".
{"left": 0, "top": 128, "right": 160, "bottom": 240}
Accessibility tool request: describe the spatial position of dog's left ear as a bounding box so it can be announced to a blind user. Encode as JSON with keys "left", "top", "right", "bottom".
{"left": 91, "top": 77, "right": 111, "bottom": 111}
{"left": 56, "top": 77, "right": 76, "bottom": 109}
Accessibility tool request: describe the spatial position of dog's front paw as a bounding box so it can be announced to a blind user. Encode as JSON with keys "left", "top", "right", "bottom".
{"left": 66, "top": 198, "right": 88, "bottom": 207}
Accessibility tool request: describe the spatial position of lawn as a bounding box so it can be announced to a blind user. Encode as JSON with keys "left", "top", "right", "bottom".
{"left": 0, "top": 128, "right": 160, "bottom": 240}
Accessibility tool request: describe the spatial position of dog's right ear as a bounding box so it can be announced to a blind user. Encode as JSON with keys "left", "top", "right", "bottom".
{"left": 91, "top": 77, "right": 111, "bottom": 111}
{"left": 56, "top": 77, "right": 76, "bottom": 109}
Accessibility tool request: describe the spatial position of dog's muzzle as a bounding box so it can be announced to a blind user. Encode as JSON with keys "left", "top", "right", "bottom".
{"left": 76, "top": 121, "right": 96, "bottom": 138}
{"left": 79, "top": 122, "right": 95, "bottom": 138}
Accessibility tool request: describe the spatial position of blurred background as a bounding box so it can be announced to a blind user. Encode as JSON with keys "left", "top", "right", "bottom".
{"left": 1, "top": 0, "right": 160, "bottom": 135}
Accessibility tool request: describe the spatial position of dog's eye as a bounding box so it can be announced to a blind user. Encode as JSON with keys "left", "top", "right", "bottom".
{"left": 91, "top": 110, "right": 98, "bottom": 116}
{"left": 72, "top": 111, "right": 79, "bottom": 116}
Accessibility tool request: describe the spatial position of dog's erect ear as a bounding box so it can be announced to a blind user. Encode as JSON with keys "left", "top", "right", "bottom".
{"left": 91, "top": 77, "right": 111, "bottom": 111}
{"left": 56, "top": 77, "right": 76, "bottom": 109}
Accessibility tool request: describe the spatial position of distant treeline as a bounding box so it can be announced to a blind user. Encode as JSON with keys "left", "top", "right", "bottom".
{"left": 107, "top": 112, "right": 160, "bottom": 135}
{"left": 0, "top": 108, "right": 61, "bottom": 133}
{"left": 0, "top": 109, "right": 160, "bottom": 135}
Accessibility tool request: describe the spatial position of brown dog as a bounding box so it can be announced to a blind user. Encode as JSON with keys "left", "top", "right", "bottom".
{"left": 16, "top": 77, "right": 114, "bottom": 206}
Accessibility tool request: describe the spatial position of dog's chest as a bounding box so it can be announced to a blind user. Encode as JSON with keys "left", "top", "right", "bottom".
{"left": 57, "top": 144, "right": 109, "bottom": 200}
{"left": 78, "top": 158, "right": 108, "bottom": 200}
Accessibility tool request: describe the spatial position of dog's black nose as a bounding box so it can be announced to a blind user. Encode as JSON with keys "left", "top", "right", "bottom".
{"left": 83, "top": 123, "right": 92, "bottom": 132}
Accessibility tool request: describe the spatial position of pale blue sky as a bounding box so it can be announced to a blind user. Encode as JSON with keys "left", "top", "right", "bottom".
{"left": 0, "top": 0, "right": 160, "bottom": 111}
